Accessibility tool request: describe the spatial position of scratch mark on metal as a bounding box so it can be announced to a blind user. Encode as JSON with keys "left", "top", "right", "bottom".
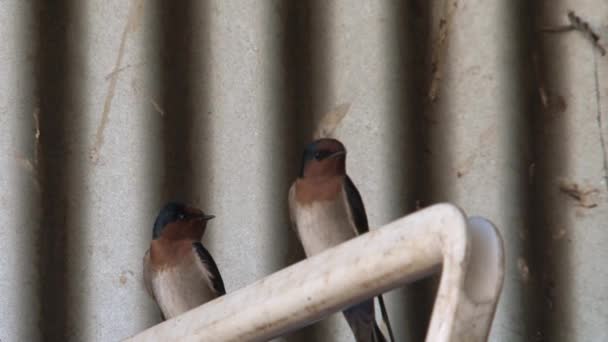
{"left": 33, "top": 107, "right": 40, "bottom": 169}
{"left": 149, "top": 99, "right": 165, "bottom": 116}
{"left": 104, "top": 61, "right": 146, "bottom": 81}
{"left": 592, "top": 51, "right": 608, "bottom": 191}
{"left": 541, "top": 11, "right": 606, "bottom": 56}
{"left": 567, "top": 11, "right": 605, "bottom": 56}
{"left": 428, "top": 1, "right": 458, "bottom": 102}
{"left": 90, "top": 0, "right": 145, "bottom": 163}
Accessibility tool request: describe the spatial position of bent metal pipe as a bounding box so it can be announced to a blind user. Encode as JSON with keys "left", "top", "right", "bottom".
{"left": 125, "top": 203, "right": 505, "bottom": 342}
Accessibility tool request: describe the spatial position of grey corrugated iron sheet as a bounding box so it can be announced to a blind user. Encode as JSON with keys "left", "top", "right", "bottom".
{"left": 0, "top": 0, "right": 606, "bottom": 341}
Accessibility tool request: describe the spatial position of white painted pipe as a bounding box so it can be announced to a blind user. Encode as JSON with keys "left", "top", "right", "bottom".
{"left": 125, "top": 203, "right": 505, "bottom": 342}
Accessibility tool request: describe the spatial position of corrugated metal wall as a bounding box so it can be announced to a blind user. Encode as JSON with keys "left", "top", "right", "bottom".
{"left": 1, "top": 0, "right": 606, "bottom": 341}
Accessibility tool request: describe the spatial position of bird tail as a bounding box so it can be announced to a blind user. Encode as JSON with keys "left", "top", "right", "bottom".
{"left": 343, "top": 300, "right": 389, "bottom": 342}
{"left": 377, "top": 294, "right": 395, "bottom": 342}
{"left": 373, "top": 322, "right": 388, "bottom": 342}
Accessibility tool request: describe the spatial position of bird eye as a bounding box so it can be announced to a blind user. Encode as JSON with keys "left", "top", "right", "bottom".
{"left": 177, "top": 213, "right": 186, "bottom": 220}
{"left": 314, "top": 152, "right": 322, "bottom": 160}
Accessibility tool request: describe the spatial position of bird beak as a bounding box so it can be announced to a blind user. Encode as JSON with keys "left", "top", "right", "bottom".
{"left": 192, "top": 213, "right": 215, "bottom": 221}
{"left": 328, "top": 150, "right": 346, "bottom": 159}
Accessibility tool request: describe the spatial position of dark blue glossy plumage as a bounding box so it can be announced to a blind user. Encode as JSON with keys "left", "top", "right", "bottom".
{"left": 193, "top": 242, "right": 226, "bottom": 295}
{"left": 344, "top": 175, "right": 368, "bottom": 234}
{"left": 152, "top": 201, "right": 187, "bottom": 239}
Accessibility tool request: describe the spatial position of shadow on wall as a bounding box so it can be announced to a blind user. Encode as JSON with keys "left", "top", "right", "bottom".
{"left": 156, "top": 0, "right": 211, "bottom": 205}
{"left": 34, "top": 0, "right": 88, "bottom": 340}
{"left": 273, "top": 0, "right": 332, "bottom": 340}
{"left": 525, "top": 2, "right": 572, "bottom": 341}
{"left": 386, "top": 0, "right": 435, "bottom": 341}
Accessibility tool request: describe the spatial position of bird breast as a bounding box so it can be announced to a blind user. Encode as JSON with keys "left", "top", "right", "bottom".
{"left": 151, "top": 250, "right": 218, "bottom": 319}
{"left": 295, "top": 192, "right": 358, "bottom": 257}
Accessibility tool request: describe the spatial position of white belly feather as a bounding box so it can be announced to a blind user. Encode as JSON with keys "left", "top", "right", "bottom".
{"left": 152, "top": 252, "right": 218, "bottom": 319}
{"left": 294, "top": 193, "right": 358, "bottom": 256}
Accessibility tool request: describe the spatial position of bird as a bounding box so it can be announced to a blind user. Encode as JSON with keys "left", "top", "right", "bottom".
{"left": 143, "top": 201, "right": 226, "bottom": 320}
{"left": 288, "top": 138, "right": 393, "bottom": 342}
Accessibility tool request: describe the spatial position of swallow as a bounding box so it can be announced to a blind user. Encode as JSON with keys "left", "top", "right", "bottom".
{"left": 143, "top": 202, "right": 226, "bottom": 320}
{"left": 288, "top": 138, "right": 393, "bottom": 342}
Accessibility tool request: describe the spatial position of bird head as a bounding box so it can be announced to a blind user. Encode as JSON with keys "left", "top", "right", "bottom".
{"left": 299, "top": 138, "right": 347, "bottom": 179}
{"left": 152, "top": 202, "right": 215, "bottom": 240}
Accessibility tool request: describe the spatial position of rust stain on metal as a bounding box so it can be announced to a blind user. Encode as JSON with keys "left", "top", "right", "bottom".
{"left": 428, "top": 1, "right": 458, "bottom": 102}
{"left": 455, "top": 153, "right": 475, "bottom": 178}
{"left": 90, "top": 0, "right": 145, "bottom": 163}
{"left": 119, "top": 273, "right": 128, "bottom": 286}
{"left": 558, "top": 179, "right": 599, "bottom": 208}
{"left": 118, "top": 270, "right": 135, "bottom": 286}
{"left": 554, "top": 95, "right": 567, "bottom": 113}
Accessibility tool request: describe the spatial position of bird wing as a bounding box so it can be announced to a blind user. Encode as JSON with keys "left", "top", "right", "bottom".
{"left": 143, "top": 249, "right": 156, "bottom": 300}
{"left": 344, "top": 175, "right": 369, "bottom": 235}
{"left": 192, "top": 242, "right": 226, "bottom": 296}
{"left": 344, "top": 175, "right": 395, "bottom": 342}
{"left": 288, "top": 182, "right": 301, "bottom": 240}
